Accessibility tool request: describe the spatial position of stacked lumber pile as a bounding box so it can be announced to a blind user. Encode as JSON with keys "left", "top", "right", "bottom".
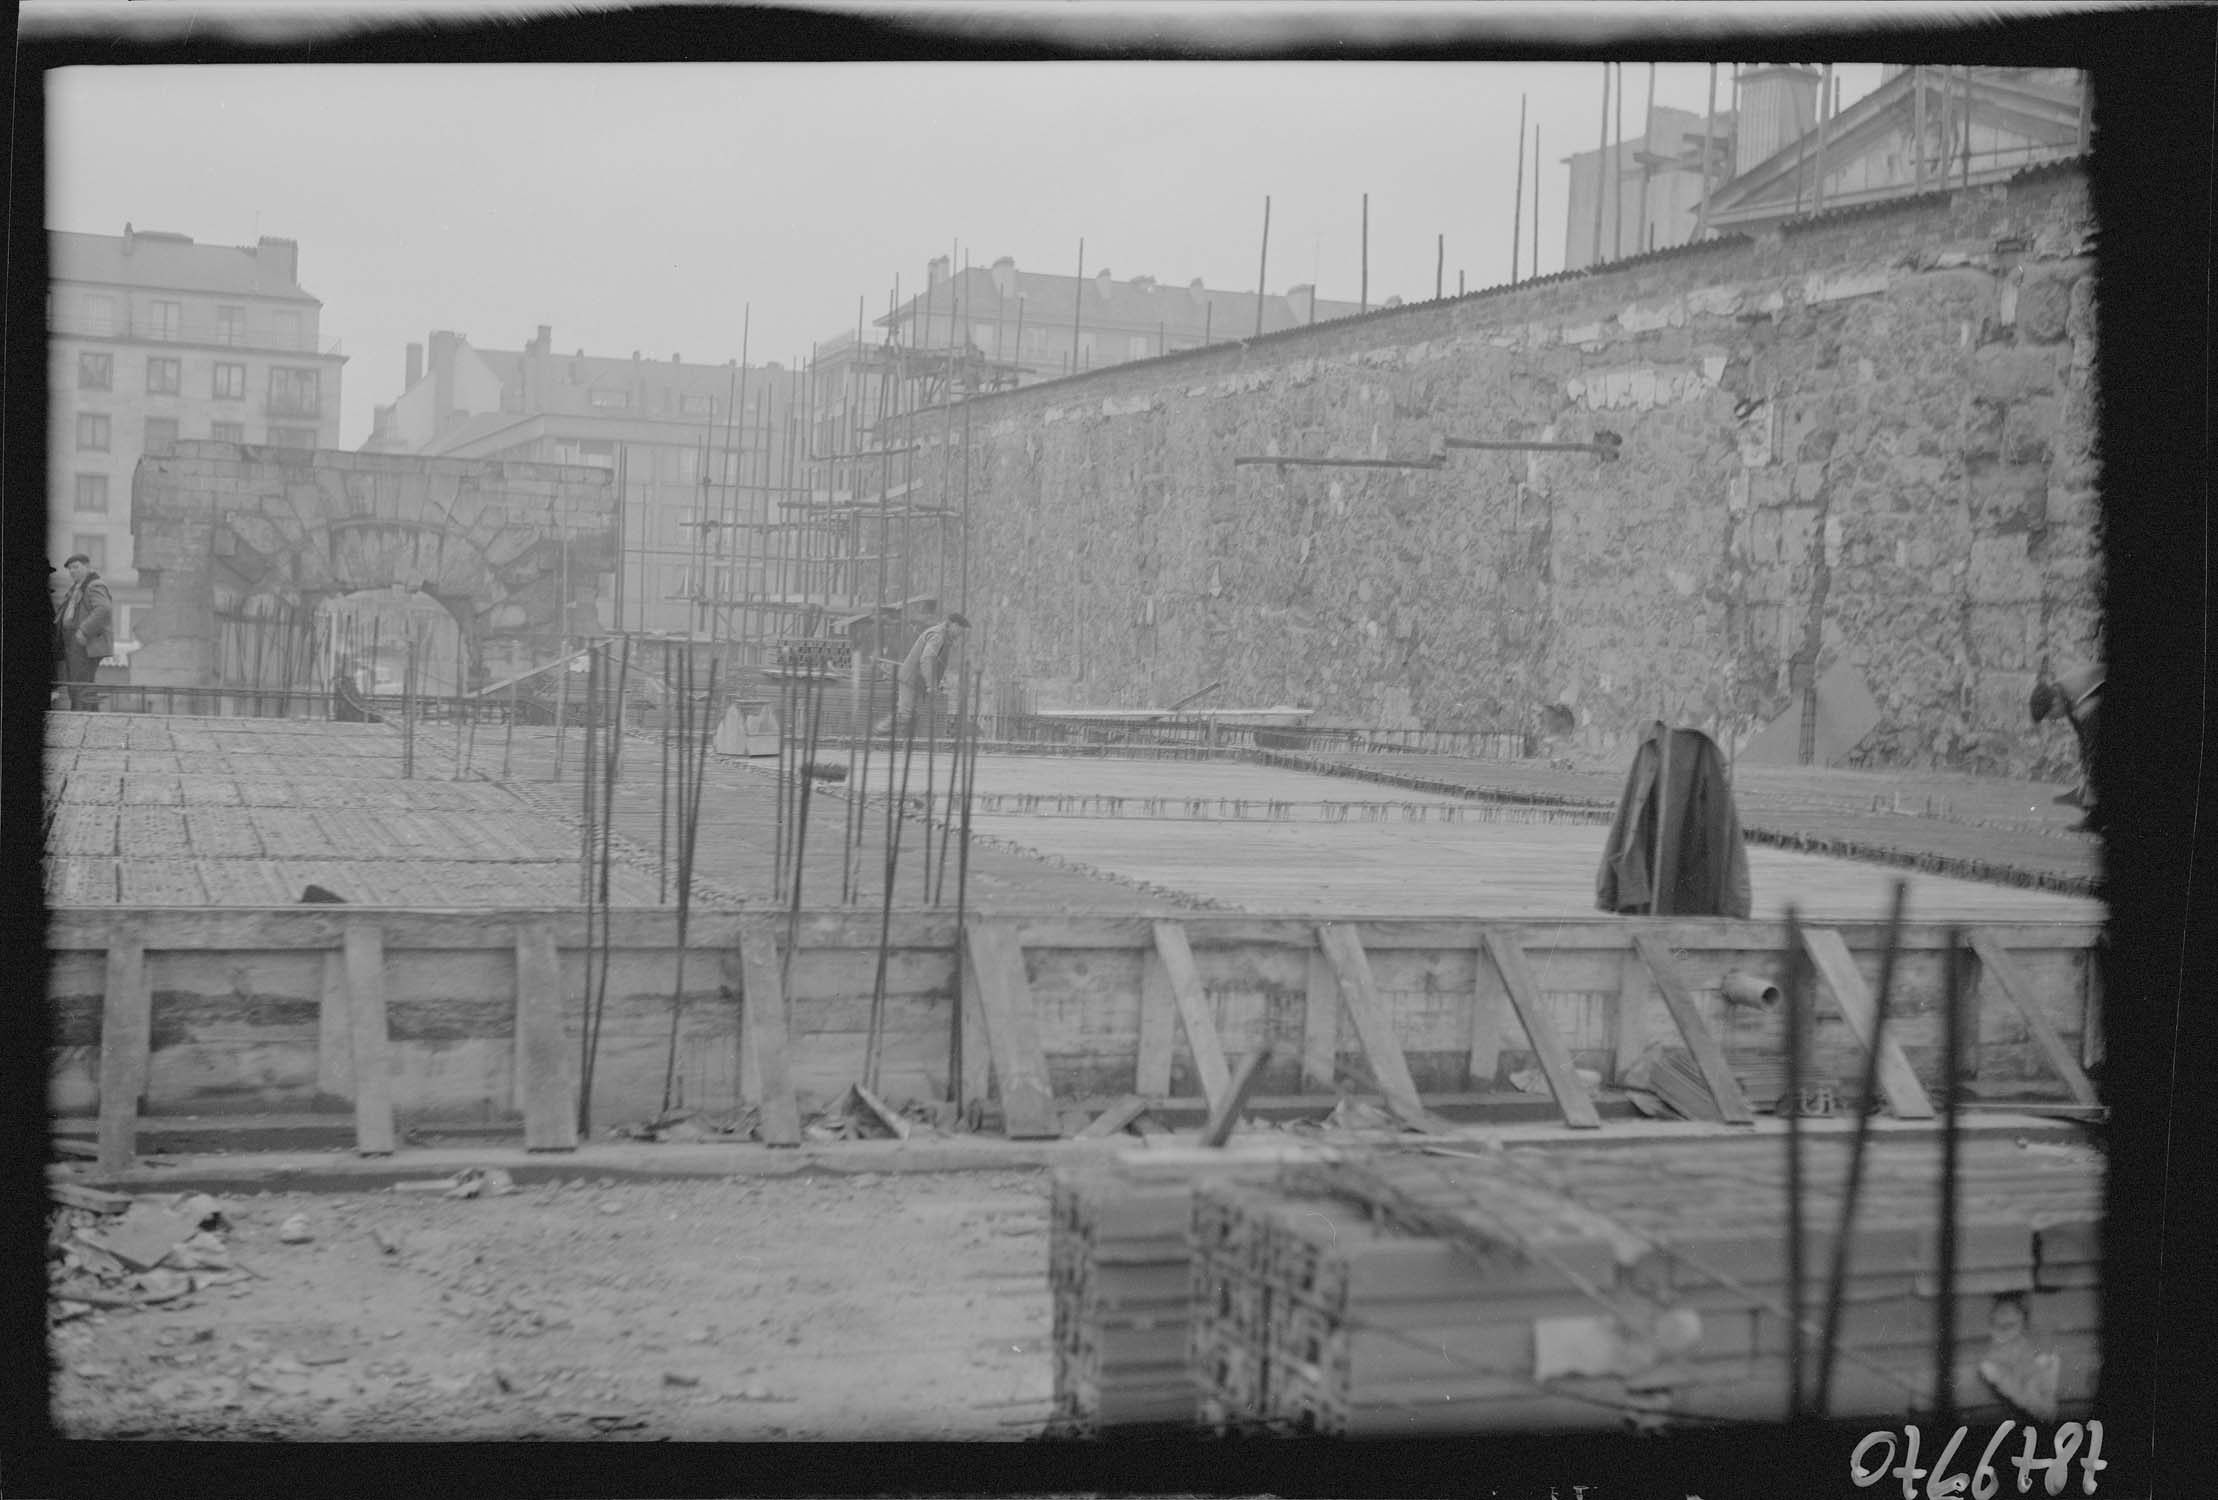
{"left": 1179, "top": 1135, "right": 2102, "bottom": 1434}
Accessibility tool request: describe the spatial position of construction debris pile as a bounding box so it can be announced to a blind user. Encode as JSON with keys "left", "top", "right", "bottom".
{"left": 1051, "top": 1135, "right": 2101, "bottom": 1436}
{"left": 48, "top": 1185, "right": 249, "bottom": 1323}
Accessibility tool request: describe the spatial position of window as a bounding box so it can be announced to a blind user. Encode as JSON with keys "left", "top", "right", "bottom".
{"left": 679, "top": 393, "right": 714, "bottom": 417}
{"left": 71, "top": 534, "right": 107, "bottom": 572}
{"left": 670, "top": 447, "right": 701, "bottom": 483}
{"left": 216, "top": 305, "right": 246, "bottom": 345}
{"left": 214, "top": 363, "right": 246, "bottom": 400}
{"left": 146, "top": 357, "right": 181, "bottom": 395}
{"left": 74, "top": 474, "right": 109, "bottom": 514}
{"left": 211, "top": 421, "right": 244, "bottom": 444}
{"left": 149, "top": 300, "right": 182, "bottom": 340}
{"left": 589, "top": 388, "right": 629, "bottom": 409}
{"left": 77, "top": 352, "right": 112, "bottom": 390}
{"left": 76, "top": 413, "right": 110, "bottom": 451}
{"left": 577, "top": 439, "right": 616, "bottom": 470}
{"left": 144, "top": 418, "right": 179, "bottom": 453}
{"left": 267, "top": 426, "right": 317, "bottom": 449}
{"left": 274, "top": 309, "right": 303, "bottom": 348}
{"left": 268, "top": 367, "right": 320, "bottom": 417}
{"left": 84, "top": 293, "right": 117, "bottom": 333}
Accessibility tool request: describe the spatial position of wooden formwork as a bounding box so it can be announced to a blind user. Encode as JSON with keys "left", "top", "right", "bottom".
{"left": 48, "top": 908, "right": 2101, "bottom": 1167}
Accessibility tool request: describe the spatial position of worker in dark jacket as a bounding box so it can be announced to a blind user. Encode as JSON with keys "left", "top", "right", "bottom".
{"left": 876, "top": 611, "right": 969, "bottom": 739}
{"left": 2030, "top": 662, "right": 2102, "bottom": 828}
{"left": 54, "top": 553, "right": 113, "bottom": 711}
{"left": 1597, "top": 722, "right": 1753, "bottom": 918}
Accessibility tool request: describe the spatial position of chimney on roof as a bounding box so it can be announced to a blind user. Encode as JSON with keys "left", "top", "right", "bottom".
{"left": 406, "top": 342, "right": 423, "bottom": 390}
{"left": 1095, "top": 267, "right": 1114, "bottom": 300}
{"left": 1286, "top": 284, "right": 1317, "bottom": 324}
{"left": 672, "top": 352, "right": 681, "bottom": 363}
{"left": 1188, "top": 278, "right": 1207, "bottom": 305}
{"left": 429, "top": 331, "right": 459, "bottom": 427}
{"left": 991, "top": 256, "right": 1017, "bottom": 297}
{"left": 256, "top": 236, "right": 300, "bottom": 285}
{"left": 534, "top": 324, "right": 552, "bottom": 355}
{"left": 1131, "top": 275, "right": 1157, "bottom": 293}
{"left": 928, "top": 255, "right": 950, "bottom": 289}
{"left": 123, "top": 222, "right": 135, "bottom": 254}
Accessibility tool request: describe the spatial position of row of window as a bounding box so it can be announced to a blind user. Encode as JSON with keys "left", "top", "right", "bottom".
{"left": 77, "top": 351, "right": 320, "bottom": 412}
{"left": 73, "top": 414, "right": 317, "bottom": 454}
{"left": 582, "top": 390, "right": 719, "bottom": 416}
{"left": 67, "top": 292, "right": 308, "bottom": 350}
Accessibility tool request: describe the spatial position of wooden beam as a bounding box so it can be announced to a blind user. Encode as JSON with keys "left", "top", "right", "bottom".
{"left": 317, "top": 949, "right": 352, "bottom": 1105}
{"left": 1136, "top": 947, "right": 1177, "bottom": 1097}
{"left": 735, "top": 925, "right": 802, "bottom": 1146}
{"left": 514, "top": 921, "right": 577, "bottom": 1151}
{"left": 1077, "top": 1094, "right": 1152, "bottom": 1139}
{"left": 1479, "top": 927, "right": 1603, "bottom": 1129}
{"left": 1200, "top": 1045, "right": 1277, "bottom": 1148}
{"left": 959, "top": 939, "right": 993, "bottom": 1106}
{"left": 1798, "top": 926, "right": 1934, "bottom": 1120}
{"left": 1967, "top": 930, "right": 2098, "bottom": 1106}
{"left": 965, "top": 919, "right": 1059, "bottom": 1139}
{"left": 95, "top": 929, "right": 149, "bottom": 1173}
{"left": 1632, "top": 933, "right": 1755, "bottom": 1124}
{"left": 1611, "top": 946, "right": 1650, "bottom": 1084}
{"left": 1318, "top": 922, "right": 1429, "bottom": 1126}
{"left": 1471, "top": 939, "right": 1507, "bottom": 1088}
{"left": 1153, "top": 921, "right": 1231, "bottom": 1111}
{"left": 343, "top": 920, "right": 396, "bottom": 1155}
{"left": 1301, "top": 950, "right": 1340, "bottom": 1092}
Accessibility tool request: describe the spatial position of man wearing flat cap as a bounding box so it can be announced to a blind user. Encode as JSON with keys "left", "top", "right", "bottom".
{"left": 54, "top": 552, "right": 113, "bottom": 711}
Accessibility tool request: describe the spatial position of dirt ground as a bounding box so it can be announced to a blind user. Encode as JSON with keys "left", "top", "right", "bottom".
{"left": 50, "top": 1169, "right": 1057, "bottom": 1441}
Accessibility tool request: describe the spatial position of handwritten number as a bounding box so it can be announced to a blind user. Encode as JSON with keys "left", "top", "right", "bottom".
{"left": 1895, "top": 1425, "right": 1929, "bottom": 1500}
{"left": 2045, "top": 1423, "right": 2084, "bottom": 1495}
{"left": 1926, "top": 1426, "right": 1970, "bottom": 1499}
{"left": 2013, "top": 1427, "right": 2046, "bottom": 1494}
{"left": 2078, "top": 1420, "right": 2105, "bottom": 1494}
{"left": 1973, "top": 1422, "right": 2017, "bottom": 1500}
{"left": 1851, "top": 1430, "right": 1898, "bottom": 1488}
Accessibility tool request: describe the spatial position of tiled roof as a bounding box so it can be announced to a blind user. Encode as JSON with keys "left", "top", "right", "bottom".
{"left": 49, "top": 229, "right": 320, "bottom": 304}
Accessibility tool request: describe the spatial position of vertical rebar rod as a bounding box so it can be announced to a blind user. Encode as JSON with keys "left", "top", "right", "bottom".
{"left": 1783, "top": 904, "right": 1809, "bottom": 1422}
{"left": 1253, "top": 201, "right": 1270, "bottom": 338}
{"left": 782, "top": 668, "right": 825, "bottom": 989}
{"left": 1532, "top": 124, "right": 1541, "bottom": 276}
{"left": 1591, "top": 66, "right": 1609, "bottom": 267}
{"left": 1814, "top": 877, "right": 1910, "bottom": 1416}
{"left": 947, "top": 664, "right": 981, "bottom": 1104}
{"left": 1510, "top": 93, "right": 1527, "bottom": 283}
{"left": 1071, "top": 238, "right": 1085, "bottom": 374}
{"left": 1638, "top": 63, "right": 1657, "bottom": 248}
{"left": 865, "top": 705, "right": 918, "bottom": 1095}
{"left": 580, "top": 645, "right": 599, "bottom": 904}
{"left": 1813, "top": 64, "right": 1834, "bottom": 215}
{"left": 1935, "top": 926, "right": 1966, "bottom": 1422}
{"left": 1360, "top": 193, "right": 1369, "bottom": 313}
{"left": 1697, "top": 65, "right": 1719, "bottom": 239}
{"left": 934, "top": 659, "right": 967, "bottom": 904}
{"left": 657, "top": 643, "right": 672, "bottom": 904}
{"left": 1614, "top": 62, "right": 1626, "bottom": 259}
{"left": 919, "top": 690, "right": 938, "bottom": 904}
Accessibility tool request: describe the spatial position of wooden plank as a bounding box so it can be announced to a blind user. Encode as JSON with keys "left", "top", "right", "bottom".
{"left": 852, "top": 1082, "right": 912, "bottom": 1140}
{"left": 1799, "top": 926, "right": 1935, "bottom": 1120}
{"left": 514, "top": 921, "right": 578, "bottom": 1151}
{"left": 959, "top": 941, "right": 992, "bottom": 1106}
{"left": 317, "top": 949, "right": 352, "bottom": 1104}
{"left": 1317, "top": 922, "right": 1429, "bottom": 1126}
{"left": 343, "top": 920, "right": 396, "bottom": 1155}
{"left": 1136, "top": 948, "right": 1177, "bottom": 1097}
{"left": 2081, "top": 941, "right": 2104, "bottom": 1071}
{"left": 1078, "top": 1094, "right": 1152, "bottom": 1139}
{"left": 1611, "top": 947, "right": 1650, "bottom": 1084}
{"left": 730, "top": 947, "right": 762, "bottom": 1105}
{"left": 1200, "top": 1044, "right": 1277, "bottom": 1147}
{"left": 1967, "top": 931, "right": 2098, "bottom": 1106}
{"left": 1302, "top": 950, "right": 1340, "bottom": 1092}
{"left": 95, "top": 930, "right": 150, "bottom": 1172}
{"left": 1152, "top": 921, "right": 1232, "bottom": 1111}
{"left": 1469, "top": 940, "right": 1507, "bottom": 1088}
{"left": 1631, "top": 933, "right": 1756, "bottom": 1125}
{"left": 964, "top": 919, "right": 1059, "bottom": 1140}
{"left": 1478, "top": 927, "right": 1603, "bottom": 1130}
{"left": 735, "top": 925, "right": 802, "bottom": 1147}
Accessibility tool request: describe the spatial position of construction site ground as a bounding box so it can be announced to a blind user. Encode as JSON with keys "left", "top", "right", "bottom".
{"left": 47, "top": 1116, "right": 2088, "bottom": 1441}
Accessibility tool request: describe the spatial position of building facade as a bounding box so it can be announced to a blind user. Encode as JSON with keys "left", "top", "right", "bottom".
{"left": 47, "top": 225, "right": 346, "bottom": 661}
{"left": 1562, "top": 100, "right": 1743, "bottom": 272}
{"left": 363, "top": 327, "right": 804, "bottom": 642}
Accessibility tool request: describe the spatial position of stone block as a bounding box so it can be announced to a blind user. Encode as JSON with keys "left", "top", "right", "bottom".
{"left": 1791, "top": 462, "right": 1829, "bottom": 503}
{"left": 1967, "top": 462, "right": 2046, "bottom": 528}
{"left": 1778, "top": 506, "right": 1819, "bottom": 566}
{"left": 1973, "top": 670, "right": 2041, "bottom": 733}
{"left": 1972, "top": 346, "right": 2063, "bottom": 401}
{"left": 2015, "top": 272, "right": 2072, "bottom": 344}
{"left": 1967, "top": 533, "right": 2041, "bottom": 604}
{"left": 1685, "top": 285, "right": 1744, "bottom": 319}
{"left": 1962, "top": 395, "right": 2007, "bottom": 460}
{"left": 1966, "top": 605, "right": 2041, "bottom": 671}
{"left": 2043, "top": 480, "right": 2100, "bottom": 530}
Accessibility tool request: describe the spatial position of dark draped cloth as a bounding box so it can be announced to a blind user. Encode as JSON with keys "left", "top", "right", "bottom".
{"left": 1596, "top": 723, "right": 1752, "bottom": 919}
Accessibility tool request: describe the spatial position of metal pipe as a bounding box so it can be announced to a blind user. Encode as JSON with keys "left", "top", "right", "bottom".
{"left": 1532, "top": 124, "right": 1541, "bottom": 276}
{"left": 1697, "top": 65, "right": 1718, "bottom": 240}
{"left": 1234, "top": 454, "right": 1443, "bottom": 471}
{"left": 1360, "top": 192, "right": 1369, "bottom": 313}
{"left": 1591, "top": 65, "right": 1609, "bottom": 267}
{"left": 1814, "top": 878, "right": 1909, "bottom": 1416}
{"left": 1935, "top": 925, "right": 1966, "bottom": 1422}
{"left": 1253, "top": 200, "right": 1270, "bottom": 339}
{"left": 1510, "top": 93, "right": 1526, "bottom": 283}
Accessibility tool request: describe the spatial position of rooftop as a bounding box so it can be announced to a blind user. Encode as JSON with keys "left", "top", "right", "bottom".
{"left": 49, "top": 226, "right": 321, "bottom": 304}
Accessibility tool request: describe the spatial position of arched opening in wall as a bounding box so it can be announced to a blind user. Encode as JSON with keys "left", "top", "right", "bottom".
{"left": 317, "top": 586, "right": 469, "bottom": 700}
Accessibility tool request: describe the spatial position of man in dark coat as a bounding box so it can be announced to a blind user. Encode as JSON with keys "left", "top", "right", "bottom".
{"left": 1597, "top": 722, "right": 1753, "bottom": 918}
{"left": 2030, "top": 662, "right": 2102, "bottom": 829}
{"left": 54, "top": 553, "right": 113, "bottom": 711}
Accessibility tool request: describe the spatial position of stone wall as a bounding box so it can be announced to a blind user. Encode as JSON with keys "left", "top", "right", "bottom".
{"left": 913, "top": 164, "right": 2099, "bottom": 776}
{"left": 130, "top": 443, "right": 618, "bottom": 688}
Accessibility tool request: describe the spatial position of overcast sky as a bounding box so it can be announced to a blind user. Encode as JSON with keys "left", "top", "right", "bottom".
{"left": 48, "top": 60, "right": 1884, "bottom": 449}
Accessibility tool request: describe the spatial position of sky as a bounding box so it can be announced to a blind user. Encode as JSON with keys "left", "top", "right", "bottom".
{"left": 48, "top": 59, "right": 1884, "bottom": 450}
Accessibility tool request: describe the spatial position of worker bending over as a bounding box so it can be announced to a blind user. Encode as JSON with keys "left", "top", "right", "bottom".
{"left": 878, "top": 611, "right": 969, "bottom": 739}
{"left": 2029, "top": 661, "right": 2102, "bottom": 828}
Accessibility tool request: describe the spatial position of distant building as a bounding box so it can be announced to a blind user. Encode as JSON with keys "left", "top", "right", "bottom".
{"left": 1700, "top": 66, "right": 2087, "bottom": 232}
{"left": 1563, "top": 100, "right": 1742, "bottom": 272}
{"left": 364, "top": 328, "right": 805, "bottom": 640}
{"left": 47, "top": 224, "right": 346, "bottom": 660}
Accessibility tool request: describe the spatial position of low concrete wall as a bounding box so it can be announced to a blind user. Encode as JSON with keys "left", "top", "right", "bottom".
{"left": 47, "top": 908, "right": 2100, "bottom": 1128}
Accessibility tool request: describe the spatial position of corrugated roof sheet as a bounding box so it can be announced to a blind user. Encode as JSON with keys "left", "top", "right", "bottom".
{"left": 49, "top": 229, "right": 321, "bottom": 304}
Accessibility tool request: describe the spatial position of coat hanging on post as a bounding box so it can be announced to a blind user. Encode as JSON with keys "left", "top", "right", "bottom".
{"left": 1597, "top": 722, "right": 1752, "bottom": 918}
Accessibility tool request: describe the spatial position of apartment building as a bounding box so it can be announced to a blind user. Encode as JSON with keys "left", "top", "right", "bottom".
{"left": 47, "top": 224, "right": 346, "bottom": 658}
{"left": 363, "top": 327, "right": 804, "bottom": 640}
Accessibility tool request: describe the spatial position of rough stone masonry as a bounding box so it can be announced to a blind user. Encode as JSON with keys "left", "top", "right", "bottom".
{"left": 911, "top": 163, "right": 2099, "bottom": 779}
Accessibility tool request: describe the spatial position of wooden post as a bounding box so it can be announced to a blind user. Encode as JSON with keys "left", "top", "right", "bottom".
{"left": 318, "top": 949, "right": 353, "bottom": 1106}
{"left": 344, "top": 920, "right": 396, "bottom": 1155}
{"left": 1813, "top": 64, "right": 1834, "bottom": 215}
{"left": 515, "top": 921, "right": 578, "bottom": 1150}
{"left": 1696, "top": 64, "right": 1719, "bottom": 240}
{"left": 1913, "top": 67, "right": 1928, "bottom": 193}
{"left": 1611, "top": 944, "right": 1651, "bottom": 1084}
{"left": 1318, "top": 922, "right": 1427, "bottom": 1126}
{"left": 1799, "top": 927, "right": 1934, "bottom": 1119}
{"left": 1360, "top": 193, "right": 1369, "bottom": 313}
{"left": 736, "top": 924, "right": 802, "bottom": 1146}
{"left": 1153, "top": 921, "right": 1231, "bottom": 1110}
{"left": 1137, "top": 945, "right": 1177, "bottom": 1097}
{"left": 95, "top": 930, "right": 150, "bottom": 1172}
{"left": 1479, "top": 927, "right": 1602, "bottom": 1129}
{"left": 1510, "top": 93, "right": 1527, "bottom": 283}
{"left": 1967, "top": 931, "right": 2098, "bottom": 1105}
{"left": 1254, "top": 199, "right": 1274, "bottom": 339}
{"left": 1632, "top": 932, "right": 1755, "bottom": 1124}
{"left": 1301, "top": 949, "right": 1340, "bottom": 1092}
{"left": 965, "top": 919, "right": 1058, "bottom": 1138}
{"left": 1470, "top": 938, "right": 1506, "bottom": 1088}
{"left": 1591, "top": 64, "right": 1609, "bottom": 267}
